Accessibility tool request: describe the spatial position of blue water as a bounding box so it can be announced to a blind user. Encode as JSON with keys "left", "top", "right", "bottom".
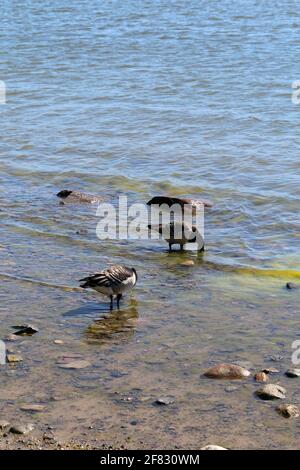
{"left": 1, "top": 0, "right": 300, "bottom": 271}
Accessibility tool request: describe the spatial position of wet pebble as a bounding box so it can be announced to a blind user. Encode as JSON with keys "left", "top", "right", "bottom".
{"left": 204, "top": 363, "right": 250, "bottom": 380}
{"left": 201, "top": 445, "right": 228, "bottom": 450}
{"left": 276, "top": 404, "right": 300, "bottom": 418}
{"left": 154, "top": 397, "right": 174, "bottom": 406}
{"left": 254, "top": 372, "right": 268, "bottom": 383}
{"left": 20, "top": 404, "right": 46, "bottom": 413}
{"left": 285, "top": 368, "right": 300, "bottom": 378}
{"left": 6, "top": 354, "right": 23, "bottom": 363}
{"left": 270, "top": 355, "right": 284, "bottom": 362}
{"left": 261, "top": 367, "right": 280, "bottom": 374}
{"left": 180, "top": 260, "right": 195, "bottom": 267}
{"left": 12, "top": 324, "right": 38, "bottom": 336}
{"left": 225, "top": 386, "right": 239, "bottom": 393}
{"left": 286, "top": 282, "right": 300, "bottom": 290}
{"left": 54, "top": 339, "right": 64, "bottom": 345}
{"left": 255, "top": 384, "right": 286, "bottom": 400}
{"left": 10, "top": 423, "right": 35, "bottom": 435}
{"left": 0, "top": 420, "right": 10, "bottom": 431}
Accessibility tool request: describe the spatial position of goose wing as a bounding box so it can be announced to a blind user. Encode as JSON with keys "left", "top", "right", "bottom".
{"left": 80, "top": 265, "right": 134, "bottom": 289}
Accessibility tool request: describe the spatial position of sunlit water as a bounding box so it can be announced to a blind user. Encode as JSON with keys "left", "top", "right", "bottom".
{"left": 0, "top": 0, "right": 299, "bottom": 449}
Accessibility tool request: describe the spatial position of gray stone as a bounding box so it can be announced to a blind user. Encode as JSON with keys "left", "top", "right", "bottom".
{"left": 154, "top": 397, "right": 174, "bottom": 406}
{"left": 254, "top": 372, "right": 268, "bottom": 383}
{"left": 276, "top": 404, "right": 300, "bottom": 418}
{"left": 255, "top": 384, "right": 286, "bottom": 400}
{"left": 10, "top": 423, "right": 34, "bottom": 435}
{"left": 204, "top": 363, "right": 250, "bottom": 380}
{"left": 286, "top": 282, "right": 300, "bottom": 290}
{"left": 20, "top": 404, "right": 46, "bottom": 413}
{"left": 58, "top": 360, "right": 91, "bottom": 369}
{"left": 285, "top": 369, "right": 300, "bottom": 378}
{"left": 225, "top": 386, "right": 239, "bottom": 393}
{"left": 0, "top": 420, "right": 10, "bottom": 431}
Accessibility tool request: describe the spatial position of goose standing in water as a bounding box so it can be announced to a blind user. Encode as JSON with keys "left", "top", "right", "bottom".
{"left": 148, "top": 221, "right": 204, "bottom": 251}
{"left": 79, "top": 265, "right": 137, "bottom": 309}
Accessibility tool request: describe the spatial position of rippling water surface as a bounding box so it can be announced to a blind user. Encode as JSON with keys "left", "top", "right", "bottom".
{"left": 0, "top": 0, "right": 299, "bottom": 449}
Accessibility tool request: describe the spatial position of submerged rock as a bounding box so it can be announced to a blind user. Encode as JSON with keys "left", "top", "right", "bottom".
{"left": 201, "top": 445, "right": 228, "bottom": 450}
{"left": 255, "top": 372, "right": 268, "bottom": 383}
{"left": 12, "top": 324, "right": 38, "bottom": 336}
{"left": 10, "top": 423, "right": 34, "bottom": 435}
{"left": 276, "top": 404, "right": 300, "bottom": 418}
{"left": 204, "top": 363, "right": 251, "bottom": 380}
{"left": 286, "top": 282, "right": 300, "bottom": 290}
{"left": 0, "top": 420, "right": 10, "bottom": 431}
{"left": 20, "top": 404, "right": 46, "bottom": 413}
{"left": 285, "top": 369, "right": 300, "bottom": 378}
{"left": 4, "top": 334, "right": 19, "bottom": 342}
{"left": 255, "top": 384, "right": 286, "bottom": 400}
{"left": 54, "top": 339, "right": 64, "bottom": 345}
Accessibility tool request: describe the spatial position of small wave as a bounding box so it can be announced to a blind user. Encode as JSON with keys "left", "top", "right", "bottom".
{"left": 0, "top": 272, "right": 82, "bottom": 291}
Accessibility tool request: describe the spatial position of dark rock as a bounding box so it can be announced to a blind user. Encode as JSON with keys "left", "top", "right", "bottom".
{"left": 201, "top": 445, "right": 228, "bottom": 450}
{"left": 12, "top": 324, "right": 38, "bottom": 336}
{"left": 76, "top": 229, "right": 88, "bottom": 235}
{"left": 270, "top": 355, "right": 284, "bottom": 362}
{"left": 204, "top": 363, "right": 250, "bottom": 380}
{"left": 225, "top": 386, "right": 239, "bottom": 393}
{"left": 276, "top": 404, "right": 300, "bottom": 418}
{"left": 286, "top": 282, "right": 300, "bottom": 290}
{"left": 0, "top": 420, "right": 10, "bottom": 431}
{"left": 255, "top": 384, "right": 286, "bottom": 400}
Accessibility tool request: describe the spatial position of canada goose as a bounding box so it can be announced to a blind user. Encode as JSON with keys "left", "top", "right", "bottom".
{"left": 80, "top": 265, "right": 137, "bottom": 309}
{"left": 148, "top": 221, "right": 204, "bottom": 251}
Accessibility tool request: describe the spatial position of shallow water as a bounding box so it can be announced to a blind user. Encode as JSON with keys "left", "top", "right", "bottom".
{"left": 0, "top": 0, "right": 299, "bottom": 449}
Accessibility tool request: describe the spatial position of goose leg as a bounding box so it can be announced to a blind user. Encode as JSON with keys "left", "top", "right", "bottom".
{"left": 169, "top": 243, "right": 172, "bottom": 251}
{"left": 180, "top": 244, "right": 184, "bottom": 251}
{"left": 109, "top": 295, "right": 114, "bottom": 310}
{"left": 117, "top": 293, "right": 122, "bottom": 308}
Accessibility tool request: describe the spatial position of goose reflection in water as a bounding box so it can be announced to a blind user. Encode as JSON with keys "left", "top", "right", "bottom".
{"left": 85, "top": 301, "right": 138, "bottom": 344}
